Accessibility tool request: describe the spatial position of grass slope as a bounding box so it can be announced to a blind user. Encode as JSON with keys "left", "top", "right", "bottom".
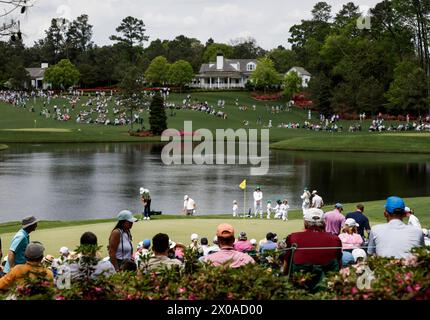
{"left": 271, "top": 133, "right": 430, "bottom": 154}
{"left": 1, "top": 197, "right": 428, "bottom": 256}
{"left": 2, "top": 92, "right": 428, "bottom": 150}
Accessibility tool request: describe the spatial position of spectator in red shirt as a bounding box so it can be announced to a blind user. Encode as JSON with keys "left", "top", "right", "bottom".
{"left": 284, "top": 208, "right": 343, "bottom": 293}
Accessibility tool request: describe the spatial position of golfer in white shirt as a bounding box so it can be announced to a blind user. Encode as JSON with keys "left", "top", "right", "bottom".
{"left": 183, "top": 195, "right": 196, "bottom": 216}
{"left": 253, "top": 187, "right": 263, "bottom": 218}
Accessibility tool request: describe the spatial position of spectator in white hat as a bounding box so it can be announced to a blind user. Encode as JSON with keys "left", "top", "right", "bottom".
{"left": 189, "top": 233, "right": 202, "bottom": 254}
{"left": 339, "top": 218, "right": 364, "bottom": 266}
{"left": 52, "top": 247, "right": 70, "bottom": 276}
{"left": 405, "top": 207, "right": 422, "bottom": 229}
{"left": 284, "top": 208, "right": 343, "bottom": 292}
{"left": 352, "top": 248, "right": 367, "bottom": 264}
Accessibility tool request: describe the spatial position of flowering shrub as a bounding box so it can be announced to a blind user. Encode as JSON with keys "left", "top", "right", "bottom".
{"left": 321, "top": 247, "right": 430, "bottom": 300}
{"left": 251, "top": 92, "right": 283, "bottom": 101}
{"left": 1, "top": 247, "right": 429, "bottom": 300}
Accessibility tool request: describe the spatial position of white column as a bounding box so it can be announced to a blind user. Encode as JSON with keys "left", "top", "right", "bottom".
{"left": 228, "top": 77, "right": 230, "bottom": 89}
{"left": 217, "top": 77, "right": 220, "bottom": 89}
{"left": 209, "top": 77, "right": 212, "bottom": 88}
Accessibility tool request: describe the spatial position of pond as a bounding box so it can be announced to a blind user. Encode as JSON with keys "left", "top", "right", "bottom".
{"left": 0, "top": 143, "right": 429, "bottom": 222}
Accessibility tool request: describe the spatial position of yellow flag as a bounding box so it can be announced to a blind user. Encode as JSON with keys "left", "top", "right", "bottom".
{"left": 239, "top": 179, "right": 247, "bottom": 190}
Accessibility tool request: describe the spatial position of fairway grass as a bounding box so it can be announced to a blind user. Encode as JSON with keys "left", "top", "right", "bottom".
{"left": 1, "top": 197, "right": 428, "bottom": 256}
{"left": 1, "top": 128, "right": 73, "bottom": 133}
{"left": 271, "top": 134, "right": 430, "bottom": 153}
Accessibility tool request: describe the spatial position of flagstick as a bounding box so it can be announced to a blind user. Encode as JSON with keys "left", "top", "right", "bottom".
{"left": 243, "top": 187, "right": 246, "bottom": 218}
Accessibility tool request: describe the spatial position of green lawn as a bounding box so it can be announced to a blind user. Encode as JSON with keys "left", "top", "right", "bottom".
{"left": 271, "top": 133, "right": 430, "bottom": 154}
{"left": 1, "top": 197, "right": 428, "bottom": 256}
{"left": 2, "top": 91, "right": 428, "bottom": 152}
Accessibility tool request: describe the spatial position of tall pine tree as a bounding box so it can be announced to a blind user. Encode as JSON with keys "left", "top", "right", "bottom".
{"left": 149, "top": 93, "right": 167, "bottom": 135}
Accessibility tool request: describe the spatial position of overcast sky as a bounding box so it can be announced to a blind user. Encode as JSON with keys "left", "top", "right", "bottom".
{"left": 16, "top": 0, "right": 381, "bottom": 49}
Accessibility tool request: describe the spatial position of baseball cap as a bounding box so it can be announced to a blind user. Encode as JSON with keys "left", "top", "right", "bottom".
{"left": 169, "top": 240, "right": 176, "bottom": 249}
{"left": 140, "top": 187, "right": 144, "bottom": 195}
{"left": 239, "top": 231, "right": 247, "bottom": 240}
{"left": 184, "top": 195, "right": 189, "bottom": 200}
{"left": 384, "top": 196, "right": 405, "bottom": 214}
{"left": 143, "top": 239, "right": 151, "bottom": 248}
{"left": 117, "top": 210, "right": 138, "bottom": 222}
{"left": 404, "top": 206, "right": 411, "bottom": 213}
{"left": 25, "top": 242, "right": 45, "bottom": 260}
{"left": 304, "top": 208, "right": 324, "bottom": 222}
{"left": 312, "top": 190, "right": 317, "bottom": 194}
{"left": 59, "top": 246, "right": 69, "bottom": 255}
{"left": 352, "top": 249, "right": 367, "bottom": 262}
{"left": 191, "top": 233, "right": 199, "bottom": 241}
{"left": 335, "top": 203, "right": 343, "bottom": 209}
{"left": 250, "top": 239, "right": 257, "bottom": 245}
{"left": 216, "top": 223, "right": 234, "bottom": 238}
{"left": 22, "top": 216, "right": 38, "bottom": 229}
{"left": 345, "top": 218, "right": 359, "bottom": 228}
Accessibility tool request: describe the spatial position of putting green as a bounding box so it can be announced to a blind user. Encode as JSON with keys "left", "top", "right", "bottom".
{"left": 0, "top": 128, "right": 73, "bottom": 133}
{"left": 1, "top": 219, "right": 304, "bottom": 257}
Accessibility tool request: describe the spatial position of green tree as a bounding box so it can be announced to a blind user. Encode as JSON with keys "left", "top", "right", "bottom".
{"left": 283, "top": 71, "right": 302, "bottom": 101}
{"left": 119, "top": 66, "right": 147, "bottom": 131}
{"left": 308, "top": 73, "right": 332, "bottom": 115}
{"left": 144, "top": 56, "right": 170, "bottom": 85}
{"left": 167, "top": 60, "right": 194, "bottom": 91}
{"left": 230, "top": 37, "right": 266, "bottom": 59}
{"left": 44, "top": 58, "right": 80, "bottom": 89}
{"left": 386, "top": 59, "right": 428, "bottom": 115}
{"left": 110, "top": 16, "right": 149, "bottom": 47}
{"left": 202, "top": 43, "right": 234, "bottom": 62}
{"left": 65, "top": 14, "right": 93, "bottom": 59}
{"left": 248, "top": 57, "right": 282, "bottom": 92}
{"left": 267, "top": 47, "right": 297, "bottom": 73}
{"left": 166, "top": 35, "right": 204, "bottom": 71}
{"left": 149, "top": 93, "right": 167, "bottom": 135}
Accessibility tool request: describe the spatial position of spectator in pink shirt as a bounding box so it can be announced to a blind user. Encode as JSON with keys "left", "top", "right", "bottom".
{"left": 324, "top": 203, "right": 346, "bottom": 235}
{"left": 339, "top": 219, "right": 363, "bottom": 250}
{"left": 203, "top": 224, "right": 255, "bottom": 268}
{"left": 234, "top": 232, "right": 253, "bottom": 253}
{"left": 339, "top": 218, "right": 363, "bottom": 266}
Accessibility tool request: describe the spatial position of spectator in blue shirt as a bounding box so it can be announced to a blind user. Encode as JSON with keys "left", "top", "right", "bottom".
{"left": 4, "top": 216, "right": 38, "bottom": 273}
{"left": 345, "top": 204, "right": 371, "bottom": 239}
{"left": 260, "top": 232, "right": 278, "bottom": 253}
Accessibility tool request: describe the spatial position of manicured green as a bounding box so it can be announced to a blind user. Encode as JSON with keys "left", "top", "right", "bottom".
{"left": 271, "top": 133, "right": 430, "bottom": 153}
{"left": 1, "top": 197, "right": 428, "bottom": 256}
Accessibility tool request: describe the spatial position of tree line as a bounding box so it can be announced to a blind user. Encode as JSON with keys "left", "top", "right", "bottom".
{"left": 0, "top": 0, "right": 429, "bottom": 116}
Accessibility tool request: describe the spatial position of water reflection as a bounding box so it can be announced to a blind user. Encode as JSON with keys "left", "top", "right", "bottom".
{"left": 0, "top": 143, "right": 429, "bottom": 222}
